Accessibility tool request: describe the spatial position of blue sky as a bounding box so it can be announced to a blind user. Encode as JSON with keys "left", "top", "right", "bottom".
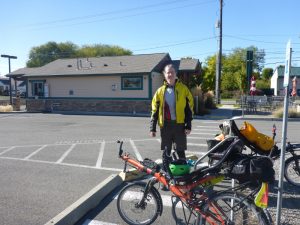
{"left": 0, "top": 0, "right": 299, "bottom": 76}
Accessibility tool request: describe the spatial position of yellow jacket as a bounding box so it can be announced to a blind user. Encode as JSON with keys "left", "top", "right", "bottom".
{"left": 150, "top": 80, "right": 194, "bottom": 131}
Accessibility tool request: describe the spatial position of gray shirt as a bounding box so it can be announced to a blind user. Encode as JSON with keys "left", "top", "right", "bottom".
{"left": 165, "top": 86, "right": 176, "bottom": 120}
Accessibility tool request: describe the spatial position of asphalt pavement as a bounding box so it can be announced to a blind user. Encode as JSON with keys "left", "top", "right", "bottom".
{"left": 1, "top": 107, "right": 300, "bottom": 225}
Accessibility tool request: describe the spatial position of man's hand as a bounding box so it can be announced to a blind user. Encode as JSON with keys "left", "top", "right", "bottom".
{"left": 185, "top": 129, "right": 191, "bottom": 135}
{"left": 150, "top": 131, "right": 156, "bottom": 137}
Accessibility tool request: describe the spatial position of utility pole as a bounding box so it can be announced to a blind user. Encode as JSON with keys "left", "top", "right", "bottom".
{"left": 1, "top": 54, "right": 17, "bottom": 105}
{"left": 215, "top": 0, "right": 223, "bottom": 104}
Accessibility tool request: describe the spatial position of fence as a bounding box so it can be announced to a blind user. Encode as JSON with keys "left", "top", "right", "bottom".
{"left": 238, "top": 96, "right": 287, "bottom": 114}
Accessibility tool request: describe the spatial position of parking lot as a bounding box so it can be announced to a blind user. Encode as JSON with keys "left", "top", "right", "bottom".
{"left": 1, "top": 113, "right": 300, "bottom": 225}
{"left": 0, "top": 113, "right": 223, "bottom": 225}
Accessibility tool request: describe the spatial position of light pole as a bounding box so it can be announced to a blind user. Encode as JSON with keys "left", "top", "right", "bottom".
{"left": 1, "top": 54, "right": 17, "bottom": 105}
{"left": 215, "top": 0, "right": 223, "bottom": 104}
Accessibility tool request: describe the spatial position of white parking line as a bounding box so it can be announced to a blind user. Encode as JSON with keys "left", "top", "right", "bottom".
{"left": 196, "top": 125, "right": 219, "bottom": 128}
{"left": 188, "top": 136, "right": 209, "bottom": 140}
{"left": 200, "top": 121, "right": 222, "bottom": 123}
{"left": 129, "top": 140, "right": 143, "bottom": 161}
{"left": 56, "top": 144, "right": 76, "bottom": 163}
{"left": 193, "top": 128, "right": 219, "bottom": 132}
{"left": 192, "top": 132, "right": 216, "bottom": 135}
{"left": 83, "top": 219, "right": 118, "bottom": 225}
{"left": 24, "top": 145, "right": 47, "bottom": 160}
{"left": 115, "top": 190, "right": 174, "bottom": 207}
{"left": 187, "top": 143, "right": 207, "bottom": 147}
{"left": 0, "top": 156, "right": 123, "bottom": 172}
{"left": 96, "top": 141, "right": 105, "bottom": 168}
{"left": 0, "top": 146, "right": 16, "bottom": 156}
{"left": 186, "top": 151, "right": 205, "bottom": 155}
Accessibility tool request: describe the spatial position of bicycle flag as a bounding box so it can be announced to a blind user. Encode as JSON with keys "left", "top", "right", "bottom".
{"left": 254, "top": 182, "right": 269, "bottom": 208}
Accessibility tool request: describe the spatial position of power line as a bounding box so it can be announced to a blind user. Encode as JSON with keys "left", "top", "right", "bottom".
{"left": 133, "top": 37, "right": 216, "bottom": 51}
{"left": 24, "top": 0, "right": 193, "bottom": 27}
{"left": 224, "top": 34, "right": 300, "bottom": 45}
{"left": 25, "top": 0, "right": 216, "bottom": 31}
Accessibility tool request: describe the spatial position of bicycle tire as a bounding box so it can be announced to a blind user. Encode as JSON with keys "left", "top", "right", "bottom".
{"left": 284, "top": 155, "right": 300, "bottom": 187}
{"left": 171, "top": 196, "right": 199, "bottom": 225}
{"left": 198, "top": 192, "right": 270, "bottom": 225}
{"left": 263, "top": 208, "right": 274, "bottom": 225}
{"left": 117, "top": 182, "right": 162, "bottom": 225}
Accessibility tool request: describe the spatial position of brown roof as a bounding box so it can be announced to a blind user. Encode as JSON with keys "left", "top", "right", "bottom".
{"left": 172, "top": 58, "right": 200, "bottom": 71}
{"left": 8, "top": 53, "right": 171, "bottom": 77}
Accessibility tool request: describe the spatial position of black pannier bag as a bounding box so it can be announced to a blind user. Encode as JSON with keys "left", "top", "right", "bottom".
{"left": 227, "top": 155, "right": 275, "bottom": 184}
{"left": 250, "top": 156, "right": 275, "bottom": 183}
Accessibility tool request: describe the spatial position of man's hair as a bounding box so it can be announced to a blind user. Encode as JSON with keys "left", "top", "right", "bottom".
{"left": 163, "top": 63, "right": 175, "bottom": 73}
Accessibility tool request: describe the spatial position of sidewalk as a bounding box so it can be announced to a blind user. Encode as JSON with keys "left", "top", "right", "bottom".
{"left": 195, "top": 105, "right": 285, "bottom": 121}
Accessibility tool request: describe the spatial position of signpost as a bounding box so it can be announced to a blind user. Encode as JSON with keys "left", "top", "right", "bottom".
{"left": 276, "top": 40, "right": 292, "bottom": 225}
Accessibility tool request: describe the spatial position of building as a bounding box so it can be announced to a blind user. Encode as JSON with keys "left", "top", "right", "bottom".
{"left": 0, "top": 78, "right": 10, "bottom": 95}
{"left": 6, "top": 53, "right": 201, "bottom": 113}
{"left": 271, "top": 65, "right": 300, "bottom": 96}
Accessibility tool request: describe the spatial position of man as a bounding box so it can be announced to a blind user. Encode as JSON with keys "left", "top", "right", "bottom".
{"left": 150, "top": 64, "right": 194, "bottom": 159}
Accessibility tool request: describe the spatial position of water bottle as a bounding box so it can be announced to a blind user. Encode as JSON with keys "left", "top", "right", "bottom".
{"left": 187, "top": 159, "right": 195, "bottom": 166}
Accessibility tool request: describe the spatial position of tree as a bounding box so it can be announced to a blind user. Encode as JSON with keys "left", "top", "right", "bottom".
{"left": 261, "top": 68, "right": 273, "bottom": 80}
{"left": 200, "top": 55, "right": 217, "bottom": 92}
{"left": 26, "top": 41, "right": 132, "bottom": 67}
{"left": 256, "top": 79, "right": 270, "bottom": 89}
{"left": 76, "top": 44, "right": 132, "bottom": 57}
{"left": 200, "top": 46, "right": 266, "bottom": 96}
{"left": 27, "top": 41, "right": 78, "bottom": 67}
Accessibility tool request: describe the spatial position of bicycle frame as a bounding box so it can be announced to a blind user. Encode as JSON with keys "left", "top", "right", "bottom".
{"left": 118, "top": 141, "right": 240, "bottom": 225}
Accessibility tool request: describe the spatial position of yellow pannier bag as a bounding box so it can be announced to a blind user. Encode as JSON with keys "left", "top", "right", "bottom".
{"left": 239, "top": 121, "right": 274, "bottom": 152}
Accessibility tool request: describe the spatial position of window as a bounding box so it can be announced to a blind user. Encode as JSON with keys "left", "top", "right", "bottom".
{"left": 31, "top": 81, "right": 45, "bottom": 97}
{"left": 121, "top": 76, "right": 143, "bottom": 90}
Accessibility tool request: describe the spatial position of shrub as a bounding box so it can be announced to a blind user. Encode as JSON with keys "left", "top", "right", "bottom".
{"left": 191, "top": 87, "right": 211, "bottom": 115}
{"left": 273, "top": 107, "right": 300, "bottom": 118}
{"left": 0, "top": 105, "right": 13, "bottom": 112}
{"left": 204, "top": 91, "right": 217, "bottom": 109}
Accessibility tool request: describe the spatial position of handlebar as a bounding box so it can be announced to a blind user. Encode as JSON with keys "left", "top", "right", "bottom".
{"left": 287, "top": 142, "right": 300, "bottom": 151}
{"left": 117, "top": 140, "right": 124, "bottom": 157}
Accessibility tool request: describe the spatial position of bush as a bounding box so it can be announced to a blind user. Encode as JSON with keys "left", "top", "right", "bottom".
{"left": 0, "top": 105, "right": 13, "bottom": 112}
{"left": 204, "top": 91, "right": 217, "bottom": 109}
{"left": 273, "top": 107, "right": 300, "bottom": 118}
{"left": 191, "top": 87, "right": 213, "bottom": 115}
{"left": 221, "top": 90, "right": 242, "bottom": 99}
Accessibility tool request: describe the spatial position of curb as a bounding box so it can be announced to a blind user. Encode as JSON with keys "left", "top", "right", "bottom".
{"left": 44, "top": 174, "right": 123, "bottom": 225}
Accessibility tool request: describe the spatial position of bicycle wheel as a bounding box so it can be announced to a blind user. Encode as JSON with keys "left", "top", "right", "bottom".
{"left": 284, "top": 155, "right": 300, "bottom": 187}
{"left": 117, "top": 182, "right": 162, "bottom": 225}
{"left": 198, "top": 192, "right": 269, "bottom": 225}
{"left": 171, "top": 196, "right": 199, "bottom": 225}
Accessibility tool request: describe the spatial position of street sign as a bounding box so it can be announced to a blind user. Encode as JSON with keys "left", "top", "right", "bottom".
{"left": 283, "top": 40, "right": 291, "bottom": 87}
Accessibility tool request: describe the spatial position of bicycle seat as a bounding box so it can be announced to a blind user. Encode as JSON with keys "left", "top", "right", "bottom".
{"left": 230, "top": 120, "right": 272, "bottom": 156}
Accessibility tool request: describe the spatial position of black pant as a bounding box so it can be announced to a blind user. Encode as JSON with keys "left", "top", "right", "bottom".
{"left": 160, "top": 121, "right": 187, "bottom": 159}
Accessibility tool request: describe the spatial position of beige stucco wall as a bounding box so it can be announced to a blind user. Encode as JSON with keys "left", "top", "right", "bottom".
{"left": 28, "top": 75, "right": 150, "bottom": 98}
{"left": 151, "top": 72, "right": 164, "bottom": 96}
